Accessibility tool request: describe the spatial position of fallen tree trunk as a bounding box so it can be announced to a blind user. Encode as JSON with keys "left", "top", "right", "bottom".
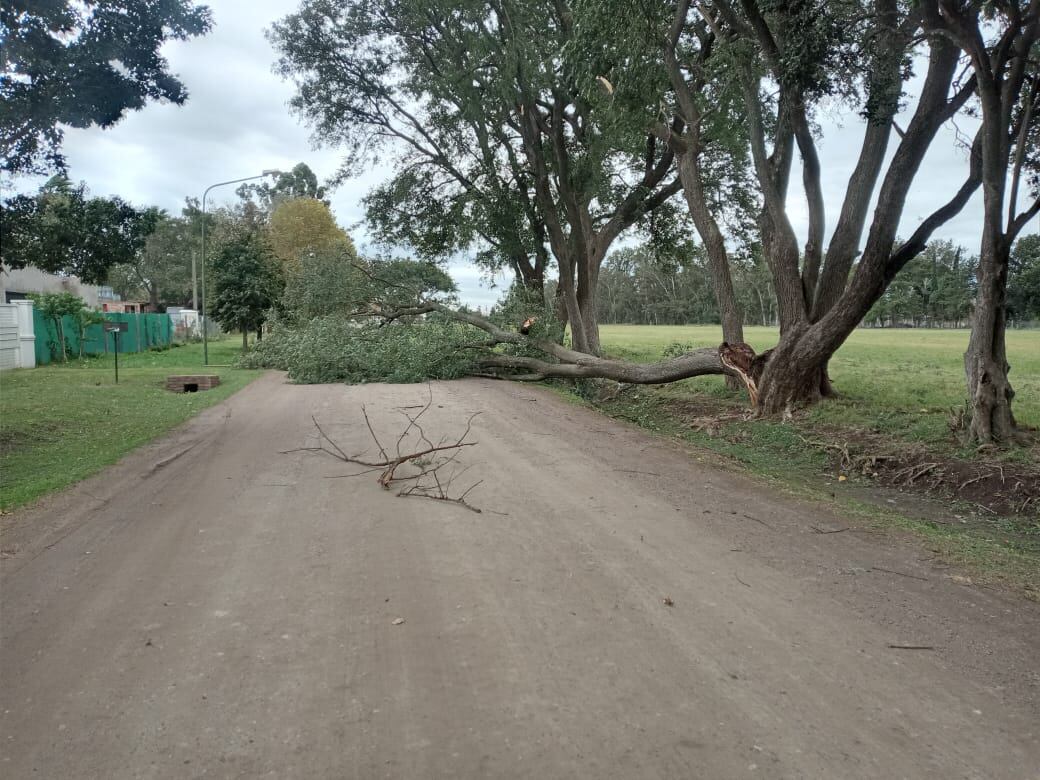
{"left": 478, "top": 349, "right": 727, "bottom": 384}
{"left": 375, "top": 300, "right": 740, "bottom": 388}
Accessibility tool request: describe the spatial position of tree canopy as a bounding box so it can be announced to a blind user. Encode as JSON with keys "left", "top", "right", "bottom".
{"left": 107, "top": 212, "right": 199, "bottom": 308}
{"left": 268, "top": 197, "right": 352, "bottom": 267}
{"left": 236, "top": 162, "right": 328, "bottom": 211}
{"left": 0, "top": 0, "right": 213, "bottom": 174}
{"left": 0, "top": 176, "right": 160, "bottom": 284}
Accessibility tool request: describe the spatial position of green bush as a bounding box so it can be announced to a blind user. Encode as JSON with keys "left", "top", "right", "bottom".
{"left": 239, "top": 314, "right": 482, "bottom": 384}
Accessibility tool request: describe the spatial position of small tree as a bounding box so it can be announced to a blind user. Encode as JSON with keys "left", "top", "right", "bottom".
{"left": 75, "top": 309, "right": 106, "bottom": 358}
{"left": 209, "top": 233, "right": 282, "bottom": 351}
{"left": 29, "top": 292, "right": 87, "bottom": 362}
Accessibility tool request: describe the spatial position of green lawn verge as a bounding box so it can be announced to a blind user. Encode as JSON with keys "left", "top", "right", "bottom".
{"left": 1, "top": 340, "right": 261, "bottom": 510}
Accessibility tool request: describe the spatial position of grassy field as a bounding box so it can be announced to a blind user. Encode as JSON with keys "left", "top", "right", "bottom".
{"left": 0, "top": 340, "right": 260, "bottom": 510}
{"left": 600, "top": 325, "right": 1040, "bottom": 445}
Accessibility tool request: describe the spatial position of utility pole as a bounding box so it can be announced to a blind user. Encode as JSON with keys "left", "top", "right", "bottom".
{"left": 191, "top": 250, "right": 198, "bottom": 311}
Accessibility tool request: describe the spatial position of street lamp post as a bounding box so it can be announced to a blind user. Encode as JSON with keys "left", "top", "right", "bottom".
{"left": 200, "top": 169, "right": 281, "bottom": 365}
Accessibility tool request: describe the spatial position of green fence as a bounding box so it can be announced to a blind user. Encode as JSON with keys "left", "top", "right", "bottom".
{"left": 32, "top": 311, "right": 173, "bottom": 365}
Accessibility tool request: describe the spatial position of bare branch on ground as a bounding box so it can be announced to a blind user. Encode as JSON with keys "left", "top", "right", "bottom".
{"left": 283, "top": 389, "right": 484, "bottom": 511}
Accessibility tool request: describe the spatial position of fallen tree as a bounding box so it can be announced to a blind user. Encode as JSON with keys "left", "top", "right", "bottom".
{"left": 373, "top": 301, "right": 736, "bottom": 386}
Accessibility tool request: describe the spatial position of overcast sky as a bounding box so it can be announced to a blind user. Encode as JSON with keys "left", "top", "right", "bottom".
{"left": 8, "top": 0, "right": 1036, "bottom": 309}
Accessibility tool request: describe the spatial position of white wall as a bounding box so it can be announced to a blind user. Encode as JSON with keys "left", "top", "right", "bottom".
{"left": 0, "top": 300, "right": 36, "bottom": 370}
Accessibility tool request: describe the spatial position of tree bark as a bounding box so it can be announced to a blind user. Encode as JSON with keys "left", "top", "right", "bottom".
{"left": 964, "top": 241, "right": 1016, "bottom": 443}
{"left": 676, "top": 154, "right": 744, "bottom": 344}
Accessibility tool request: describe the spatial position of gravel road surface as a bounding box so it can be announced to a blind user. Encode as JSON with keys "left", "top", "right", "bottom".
{"left": 2, "top": 373, "right": 1038, "bottom": 778}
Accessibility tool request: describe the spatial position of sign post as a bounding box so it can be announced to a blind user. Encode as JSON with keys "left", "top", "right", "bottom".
{"left": 103, "top": 322, "right": 129, "bottom": 384}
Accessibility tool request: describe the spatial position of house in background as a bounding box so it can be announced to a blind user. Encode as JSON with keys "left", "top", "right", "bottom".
{"left": 101, "top": 300, "right": 145, "bottom": 313}
{"left": 1, "top": 265, "right": 122, "bottom": 308}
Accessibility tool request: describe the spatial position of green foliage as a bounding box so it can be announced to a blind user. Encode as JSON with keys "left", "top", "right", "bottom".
{"left": 245, "top": 246, "right": 465, "bottom": 384}
{"left": 867, "top": 240, "right": 977, "bottom": 327}
{"left": 75, "top": 308, "right": 106, "bottom": 358}
{"left": 240, "top": 316, "right": 480, "bottom": 385}
{"left": 236, "top": 162, "right": 328, "bottom": 211}
{"left": 1008, "top": 234, "right": 1040, "bottom": 324}
{"left": 661, "top": 342, "right": 696, "bottom": 359}
{"left": 368, "top": 256, "right": 458, "bottom": 309}
{"left": 269, "top": 0, "right": 675, "bottom": 295}
{"left": 107, "top": 211, "right": 198, "bottom": 307}
{"left": 1, "top": 177, "right": 160, "bottom": 284}
{"left": 597, "top": 243, "right": 718, "bottom": 326}
{"left": 268, "top": 197, "right": 351, "bottom": 266}
{"left": 208, "top": 232, "right": 282, "bottom": 338}
{"left": 0, "top": 0, "right": 213, "bottom": 174}
{"left": 29, "top": 291, "right": 88, "bottom": 320}
{"left": 281, "top": 246, "right": 364, "bottom": 322}
{"left": 490, "top": 282, "right": 564, "bottom": 344}
{"left": 279, "top": 250, "right": 456, "bottom": 324}
{"left": 29, "top": 291, "right": 88, "bottom": 361}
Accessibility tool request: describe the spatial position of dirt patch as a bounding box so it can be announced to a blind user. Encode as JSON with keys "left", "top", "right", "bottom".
{"left": 803, "top": 425, "right": 1040, "bottom": 519}
{"left": 0, "top": 421, "right": 68, "bottom": 456}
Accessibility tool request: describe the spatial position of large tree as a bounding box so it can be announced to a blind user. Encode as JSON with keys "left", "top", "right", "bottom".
{"left": 588, "top": 0, "right": 1002, "bottom": 413}
{"left": 0, "top": 176, "right": 160, "bottom": 284}
{"left": 107, "top": 213, "right": 197, "bottom": 308}
{"left": 270, "top": 0, "right": 683, "bottom": 354}
{"left": 268, "top": 197, "right": 352, "bottom": 267}
{"left": 919, "top": 0, "right": 1040, "bottom": 444}
{"left": 0, "top": 0, "right": 212, "bottom": 174}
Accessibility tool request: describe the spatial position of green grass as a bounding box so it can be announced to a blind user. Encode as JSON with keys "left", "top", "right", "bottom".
{"left": 0, "top": 340, "right": 261, "bottom": 510}
{"left": 600, "top": 325, "right": 1040, "bottom": 445}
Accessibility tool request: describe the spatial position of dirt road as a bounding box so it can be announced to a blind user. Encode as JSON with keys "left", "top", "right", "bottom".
{"left": 2, "top": 373, "right": 1038, "bottom": 779}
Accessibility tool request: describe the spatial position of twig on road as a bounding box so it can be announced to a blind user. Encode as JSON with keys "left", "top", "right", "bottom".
{"left": 871, "top": 566, "right": 929, "bottom": 581}
{"left": 282, "top": 390, "right": 484, "bottom": 511}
